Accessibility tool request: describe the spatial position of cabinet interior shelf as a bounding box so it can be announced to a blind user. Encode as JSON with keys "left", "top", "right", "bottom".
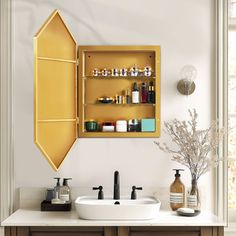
{"left": 83, "top": 76, "right": 156, "bottom": 80}
{"left": 80, "top": 131, "right": 157, "bottom": 138}
{"left": 83, "top": 103, "right": 156, "bottom": 106}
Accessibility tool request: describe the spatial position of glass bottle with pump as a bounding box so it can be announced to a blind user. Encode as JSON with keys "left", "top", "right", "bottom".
{"left": 132, "top": 82, "right": 140, "bottom": 104}
{"left": 170, "top": 169, "right": 185, "bottom": 211}
{"left": 53, "top": 177, "right": 61, "bottom": 199}
{"left": 59, "top": 178, "right": 72, "bottom": 203}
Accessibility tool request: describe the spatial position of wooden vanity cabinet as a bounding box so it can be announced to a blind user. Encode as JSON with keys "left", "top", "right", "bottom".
{"left": 4, "top": 226, "right": 224, "bottom": 236}
{"left": 34, "top": 9, "right": 161, "bottom": 171}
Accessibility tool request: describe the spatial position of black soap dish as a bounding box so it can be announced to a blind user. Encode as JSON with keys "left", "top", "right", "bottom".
{"left": 41, "top": 200, "right": 71, "bottom": 211}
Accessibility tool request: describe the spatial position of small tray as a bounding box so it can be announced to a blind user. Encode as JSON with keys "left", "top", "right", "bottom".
{"left": 176, "top": 209, "right": 201, "bottom": 217}
{"left": 41, "top": 200, "right": 71, "bottom": 211}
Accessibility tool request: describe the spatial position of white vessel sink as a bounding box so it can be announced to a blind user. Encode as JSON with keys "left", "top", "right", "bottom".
{"left": 75, "top": 196, "right": 161, "bottom": 220}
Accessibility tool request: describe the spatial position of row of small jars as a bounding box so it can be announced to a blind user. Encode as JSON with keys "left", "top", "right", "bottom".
{"left": 92, "top": 65, "right": 152, "bottom": 77}
{"left": 85, "top": 119, "right": 141, "bottom": 132}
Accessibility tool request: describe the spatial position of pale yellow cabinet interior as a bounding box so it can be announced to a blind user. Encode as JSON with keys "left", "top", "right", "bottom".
{"left": 34, "top": 10, "right": 161, "bottom": 171}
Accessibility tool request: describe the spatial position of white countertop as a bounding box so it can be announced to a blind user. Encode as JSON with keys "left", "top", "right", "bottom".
{"left": 1, "top": 209, "right": 226, "bottom": 227}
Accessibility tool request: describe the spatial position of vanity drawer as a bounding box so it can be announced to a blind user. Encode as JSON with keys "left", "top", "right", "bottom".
{"left": 30, "top": 227, "right": 104, "bottom": 236}
{"left": 31, "top": 233, "right": 103, "bottom": 236}
{"left": 131, "top": 232, "right": 199, "bottom": 236}
{"left": 129, "top": 227, "right": 200, "bottom": 236}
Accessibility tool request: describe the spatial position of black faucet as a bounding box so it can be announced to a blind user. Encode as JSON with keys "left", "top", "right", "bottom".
{"left": 113, "top": 171, "right": 120, "bottom": 200}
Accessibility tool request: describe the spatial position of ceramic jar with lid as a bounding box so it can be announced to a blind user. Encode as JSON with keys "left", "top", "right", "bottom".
{"left": 143, "top": 66, "right": 152, "bottom": 77}
{"left": 130, "top": 65, "right": 139, "bottom": 76}
{"left": 116, "top": 120, "right": 127, "bottom": 132}
{"left": 85, "top": 120, "right": 98, "bottom": 132}
{"left": 111, "top": 68, "right": 119, "bottom": 76}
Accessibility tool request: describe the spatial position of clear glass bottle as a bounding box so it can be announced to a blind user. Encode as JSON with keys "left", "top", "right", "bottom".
{"left": 187, "top": 177, "right": 201, "bottom": 210}
{"left": 59, "top": 178, "right": 72, "bottom": 203}
{"left": 53, "top": 177, "right": 61, "bottom": 199}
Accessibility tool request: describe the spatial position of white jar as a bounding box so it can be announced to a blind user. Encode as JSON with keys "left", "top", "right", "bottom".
{"left": 116, "top": 120, "right": 127, "bottom": 132}
{"left": 102, "top": 126, "right": 115, "bottom": 132}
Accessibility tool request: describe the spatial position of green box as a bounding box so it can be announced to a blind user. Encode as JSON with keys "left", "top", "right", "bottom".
{"left": 141, "top": 119, "right": 155, "bottom": 132}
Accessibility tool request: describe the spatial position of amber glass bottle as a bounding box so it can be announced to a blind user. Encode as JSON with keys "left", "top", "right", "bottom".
{"left": 170, "top": 169, "right": 185, "bottom": 211}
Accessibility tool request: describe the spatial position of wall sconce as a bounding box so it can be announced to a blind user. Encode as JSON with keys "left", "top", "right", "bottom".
{"left": 177, "top": 65, "right": 197, "bottom": 95}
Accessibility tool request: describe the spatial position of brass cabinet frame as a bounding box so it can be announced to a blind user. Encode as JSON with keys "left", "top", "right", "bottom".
{"left": 78, "top": 45, "right": 161, "bottom": 138}
{"left": 34, "top": 10, "right": 161, "bottom": 170}
{"left": 34, "top": 10, "right": 78, "bottom": 171}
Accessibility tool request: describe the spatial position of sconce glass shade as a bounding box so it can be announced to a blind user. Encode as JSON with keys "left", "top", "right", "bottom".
{"left": 177, "top": 65, "right": 197, "bottom": 95}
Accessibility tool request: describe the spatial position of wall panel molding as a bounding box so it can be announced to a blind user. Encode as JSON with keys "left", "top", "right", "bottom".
{"left": 0, "top": 0, "right": 14, "bottom": 223}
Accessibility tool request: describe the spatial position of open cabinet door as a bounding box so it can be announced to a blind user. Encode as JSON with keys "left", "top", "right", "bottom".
{"left": 34, "top": 10, "right": 78, "bottom": 171}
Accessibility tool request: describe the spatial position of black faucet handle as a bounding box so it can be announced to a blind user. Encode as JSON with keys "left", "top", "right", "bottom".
{"left": 93, "top": 185, "right": 103, "bottom": 190}
{"left": 132, "top": 186, "right": 143, "bottom": 191}
{"left": 131, "top": 185, "right": 143, "bottom": 200}
{"left": 93, "top": 185, "right": 104, "bottom": 199}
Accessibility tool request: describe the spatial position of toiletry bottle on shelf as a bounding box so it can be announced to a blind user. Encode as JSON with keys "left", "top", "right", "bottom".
{"left": 147, "top": 81, "right": 155, "bottom": 104}
{"left": 141, "top": 82, "right": 148, "bottom": 103}
{"left": 132, "top": 82, "right": 139, "bottom": 104}
{"left": 170, "top": 169, "right": 185, "bottom": 211}
{"left": 53, "top": 177, "right": 61, "bottom": 199}
{"left": 59, "top": 178, "right": 72, "bottom": 203}
{"left": 125, "top": 89, "right": 131, "bottom": 104}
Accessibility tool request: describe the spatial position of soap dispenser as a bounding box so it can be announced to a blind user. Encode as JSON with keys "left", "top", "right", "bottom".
{"left": 53, "top": 177, "right": 61, "bottom": 199}
{"left": 59, "top": 178, "right": 72, "bottom": 203}
{"left": 170, "top": 169, "right": 185, "bottom": 211}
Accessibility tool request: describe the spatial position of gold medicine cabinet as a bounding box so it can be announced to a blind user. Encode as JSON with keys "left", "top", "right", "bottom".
{"left": 34, "top": 10, "right": 161, "bottom": 171}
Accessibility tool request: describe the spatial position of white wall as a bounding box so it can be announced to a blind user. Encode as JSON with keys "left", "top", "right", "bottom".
{"left": 13, "top": 0, "right": 216, "bottom": 211}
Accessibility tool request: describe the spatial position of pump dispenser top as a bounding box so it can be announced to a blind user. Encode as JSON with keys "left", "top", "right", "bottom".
{"left": 170, "top": 169, "right": 185, "bottom": 211}
{"left": 62, "top": 178, "right": 72, "bottom": 186}
{"left": 54, "top": 177, "right": 60, "bottom": 186}
{"left": 173, "top": 169, "right": 184, "bottom": 177}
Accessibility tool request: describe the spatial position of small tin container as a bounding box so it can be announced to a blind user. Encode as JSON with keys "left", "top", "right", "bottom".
{"left": 92, "top": 68, "right": 99, "bottom": 77}
{"left": 143, "top": 66, "right": 152, "bottom": 77}
{"left": 111, "top": 68, "right": 119, "bottom": 77}
{"left": 120, "top": 68, "right": 128, "bottom": 77}
{"left": 101, "top": 68, "right": 109, "bottom": 77}
{"left": 116, "top": 120, "right": 127, "bottom": 132}
{"left": 130, "top": 66, "right": 139, "bottom": 76}
{"left": 128, "top": 119, "right": 141, "bottom": 132}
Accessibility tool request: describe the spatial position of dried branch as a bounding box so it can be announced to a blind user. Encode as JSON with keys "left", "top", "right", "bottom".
{"left": 154, "top": 109, "right": 225, "bottom": 180}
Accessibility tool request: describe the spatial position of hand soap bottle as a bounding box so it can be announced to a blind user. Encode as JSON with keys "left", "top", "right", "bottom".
{"left": 59, "top": 178, "right": 72, "bottom": 203}
{"left": 51, "top": 177, "right": 66, "bottom": 204}
{"left": 170, "top": 169, "right": 185, "bottom": 211}
{"left": 53, "top": 177, "right": 61, "bottom": 199}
